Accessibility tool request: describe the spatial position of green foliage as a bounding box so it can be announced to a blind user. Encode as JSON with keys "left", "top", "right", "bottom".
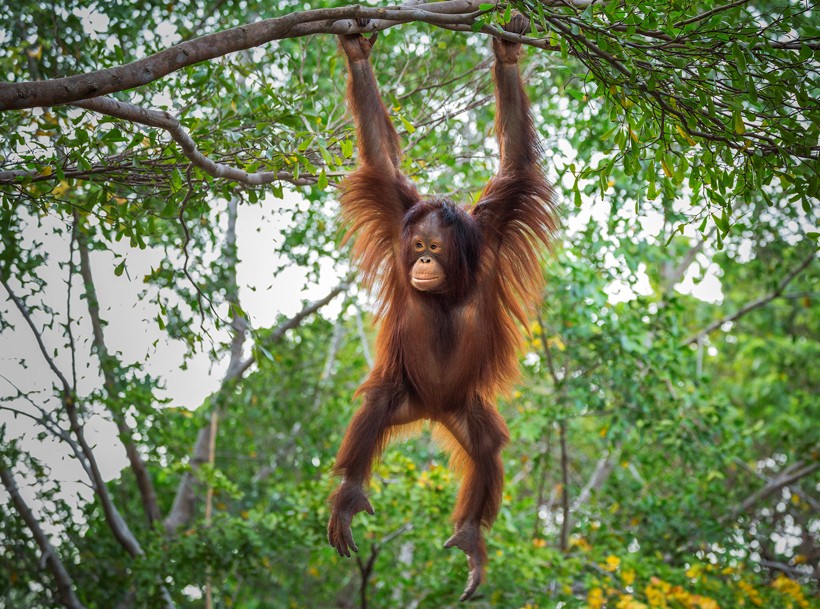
{"left": 0, "top": 1, "right": 817, "bottom": 608}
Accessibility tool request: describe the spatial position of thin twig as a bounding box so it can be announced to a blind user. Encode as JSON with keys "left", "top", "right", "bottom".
{"left": 559, "top": 420, "right": 570, "bottom": 552}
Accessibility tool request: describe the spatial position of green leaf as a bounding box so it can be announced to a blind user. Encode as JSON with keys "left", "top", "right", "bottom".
{"left": 114, "top": 260, "right": 125, "bottom": 277}
{"left": 399, "top": 115, "right": 416, "bottom": 134}
{"left": 318, "top": 145, "right": 333, "bottom": 167}
{"left": 565, "top": 88, "right": 586, "bottom": 102}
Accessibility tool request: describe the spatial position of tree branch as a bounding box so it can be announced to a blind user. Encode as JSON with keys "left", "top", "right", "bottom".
{"left": 0, "top": 3, "right": 484, "bottom": 111}
{"left": 571, "top": 444, "right": 620, "bottom": 513}
{"left": 72, "top": 97, "right": 320, "bottom": 187}
{"left": 673, "top": 0, "right": 752, "bottom": 28}
{"left": 0, "top": 0, "right": 628, "bottom": 112}
{"left": 733, "top": 460, "right": 820, "bottom": 517}
{"left": 164, "top": 242, "right": 348, "bottom": 534}
{"left": 684, "top": 250, "right": 817, "bottom": 345}
{"left": 0, "top": 465, "right": 87, "bottom": 609}
{"left": 1, "top": 277, "right": 72, "bottom": 394}
{"left": 233, "top": 279, "right": 350, "bottom": 379}
{"left": 75, "top": 211, "right": 162, "bottom": 525}
{"left": 559, "top": 419, "right": 570, "bottom": 552}
{"left": 1, "top": 278, "right": 174, "bottom": 608}
{"left": 355, "top": 521, "right": 412, "bottom": 609}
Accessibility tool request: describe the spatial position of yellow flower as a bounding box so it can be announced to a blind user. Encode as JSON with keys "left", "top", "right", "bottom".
{"left": 737, "top": 580, "right": 763, "bottom": 607}
{"left": 622, "top": 569, "right": 636, "bottom": 586}
{"left": 616, "top": 594, "right": 648, "bottom": 609}
{"left": 570, "top": 535, "right": 592, "bottom": 552}
{"left": 587, "top": 586, "right": 604, "bottom": 609}
{"left": 772, "top": 575, "right": 809, "bottom": 609}
{"left": 691, "top": 595, "right": 720, "bottom": 609}
{"left": 603, "top": 555, "right": 621, "bottom": 572}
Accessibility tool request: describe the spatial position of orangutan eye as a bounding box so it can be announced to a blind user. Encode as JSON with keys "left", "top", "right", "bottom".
{"left": 430, "top": 243, "right": 439, "bottom": 251}
{"left": 414, "top": 241, "right": 424, "bottom": 250}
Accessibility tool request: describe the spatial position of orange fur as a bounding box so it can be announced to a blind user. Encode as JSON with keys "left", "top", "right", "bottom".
{"left": 329, "top": 27, "right": 557, "bottom": 600}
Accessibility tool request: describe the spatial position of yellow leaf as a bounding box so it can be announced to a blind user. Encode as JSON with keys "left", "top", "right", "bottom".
{"left": 661, "top": 159, "right": 673, "bottom": 178}
{"left": 51, "top": 181, "right": 70, "bottom": 197}
{"left": 675, "top": 125, "right": 696, "bottom": 146}
{"left": 734, "top": 109, "right": 746, "bottom": 134}
{"left": 548, "top": 336, "right": 566, "bottom": 351}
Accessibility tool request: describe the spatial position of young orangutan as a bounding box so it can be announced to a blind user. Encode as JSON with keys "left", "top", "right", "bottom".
{"left": 328, "top": 15, "right": 556, "bottom": 600}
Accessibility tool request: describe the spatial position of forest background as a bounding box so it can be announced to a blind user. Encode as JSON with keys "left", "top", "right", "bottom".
{"left": 0, "top": 0, "right": 817, "bottom": 608}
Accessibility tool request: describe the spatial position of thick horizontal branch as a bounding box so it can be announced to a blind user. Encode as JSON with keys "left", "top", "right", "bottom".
{"left": 0, "top": 2, "right": 485, "bottom": 111}
{"left": 0, "top": 0, "right": 607, "bottom": 112}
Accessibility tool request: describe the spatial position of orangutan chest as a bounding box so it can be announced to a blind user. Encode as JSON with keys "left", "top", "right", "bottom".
{"left": 400, "top": 300, "right": 484, "bottom": 392}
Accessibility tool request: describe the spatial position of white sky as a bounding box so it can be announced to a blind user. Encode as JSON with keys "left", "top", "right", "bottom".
{"left": 0, "top": 191, "right": 347, "bottom": 507}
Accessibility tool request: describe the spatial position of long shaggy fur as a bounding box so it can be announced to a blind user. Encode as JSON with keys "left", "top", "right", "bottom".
{"left": 329, "top": 27, "right": 557, "bottom": 601}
